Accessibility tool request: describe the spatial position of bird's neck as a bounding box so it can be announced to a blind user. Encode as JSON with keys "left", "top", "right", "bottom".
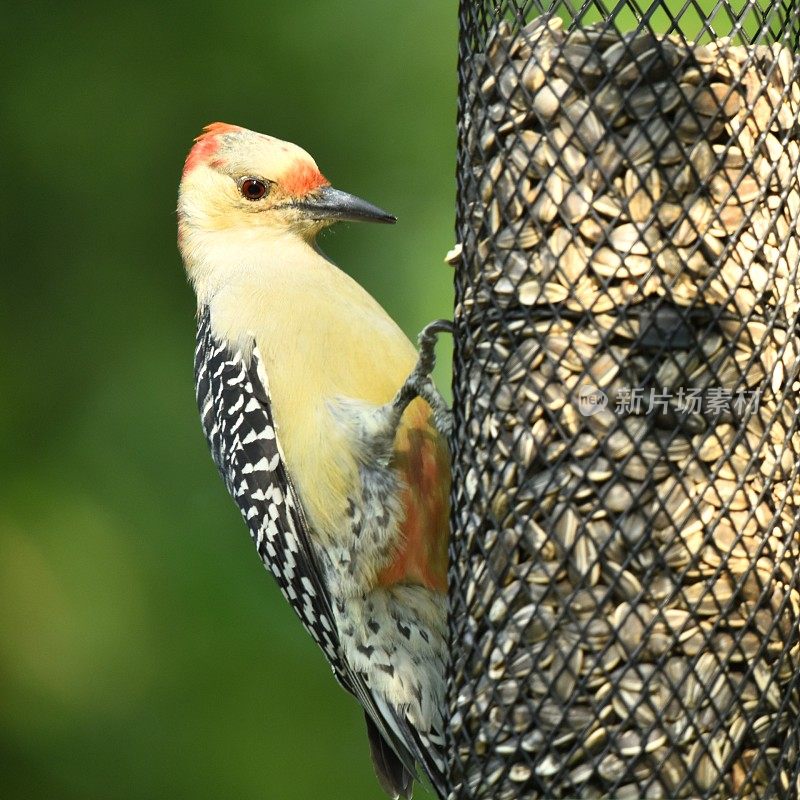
{"left": 182, "top": 225, "right": 324, "bottom": 308}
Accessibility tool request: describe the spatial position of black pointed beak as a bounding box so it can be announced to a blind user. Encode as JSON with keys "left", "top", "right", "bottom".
{"left": 294, "top": 186, "right": 396, "bottom": 224}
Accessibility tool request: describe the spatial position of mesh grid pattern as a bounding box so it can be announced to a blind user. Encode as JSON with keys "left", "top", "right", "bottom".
{"left": 447, "top": 2, "right": 800, "bottom": 798}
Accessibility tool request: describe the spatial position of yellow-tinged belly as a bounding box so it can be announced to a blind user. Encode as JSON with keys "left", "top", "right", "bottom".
{"left": 208, "top": 258, "right": 449, "bottom": 590}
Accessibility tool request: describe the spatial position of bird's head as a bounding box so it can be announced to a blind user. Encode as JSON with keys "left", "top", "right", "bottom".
{"left": 178, "top": 123, "right": 395, "bottom": 245}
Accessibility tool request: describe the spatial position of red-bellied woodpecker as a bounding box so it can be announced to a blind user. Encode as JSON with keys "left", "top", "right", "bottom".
{"left": 178, "top": 123, "right": 452, "bottom": 798}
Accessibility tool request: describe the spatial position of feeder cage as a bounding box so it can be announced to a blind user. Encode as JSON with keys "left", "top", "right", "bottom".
{"left": 446, "top": 1, "right": 800, "bottom": 798}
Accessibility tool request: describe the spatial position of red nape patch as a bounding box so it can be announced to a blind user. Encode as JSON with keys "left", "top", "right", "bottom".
{"left": 182, "top": 122, "right": 240, "bottom": 176}
{"left": 282, "top": 161, "right": 329, "bottom": 196}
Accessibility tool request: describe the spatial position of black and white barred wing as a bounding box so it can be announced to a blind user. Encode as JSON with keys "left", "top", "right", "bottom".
{"left": 193, "top": 308, "right": 442, "bottom": 795}
{"left": 194, "top": 308, "right": 342, "bottom": 669}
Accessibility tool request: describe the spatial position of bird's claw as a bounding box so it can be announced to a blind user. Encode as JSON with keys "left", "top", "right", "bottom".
{"left": 415, "top": 319, "right": 453, "bottom": 378}
{"left": 393, "top": 319, "right": 454, "bottom": 439}
{"left": 417, "top": 377, "right": 455, "bottom": 439}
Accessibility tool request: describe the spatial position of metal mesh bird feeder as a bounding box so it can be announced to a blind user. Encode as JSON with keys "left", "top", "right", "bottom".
{"left": 447, "top": 1, "right": 800, "bottom": 798}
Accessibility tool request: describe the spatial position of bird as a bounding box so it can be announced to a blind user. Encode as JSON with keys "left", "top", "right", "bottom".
{"left": 178, "top": 122, "right": 452, "bottom": 798}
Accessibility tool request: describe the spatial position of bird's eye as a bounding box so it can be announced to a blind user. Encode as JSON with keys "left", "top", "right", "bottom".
{"left": 239, "top": 178, "right": 269, "bottom": 201}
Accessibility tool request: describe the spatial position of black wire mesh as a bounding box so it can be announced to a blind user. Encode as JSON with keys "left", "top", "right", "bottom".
{"left": 447, "top": 1, "right": 800, "bottom": 798}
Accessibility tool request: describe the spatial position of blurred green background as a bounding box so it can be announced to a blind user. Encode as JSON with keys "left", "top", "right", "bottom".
{"left": 1, "top": 2, "right": 455, "bottom": 799}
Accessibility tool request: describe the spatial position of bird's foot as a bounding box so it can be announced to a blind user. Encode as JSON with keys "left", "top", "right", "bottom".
{"left": 393, "top": 320, "right": 454, "bottom": 439}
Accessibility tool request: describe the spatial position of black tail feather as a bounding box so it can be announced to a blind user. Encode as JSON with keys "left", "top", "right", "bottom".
{"left": 364, "top": 712, "right": 415, "bottom": 799}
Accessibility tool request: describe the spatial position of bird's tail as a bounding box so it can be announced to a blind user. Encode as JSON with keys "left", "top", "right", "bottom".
{"left": 364, "top": 711, "right": 415, "bottom": 799}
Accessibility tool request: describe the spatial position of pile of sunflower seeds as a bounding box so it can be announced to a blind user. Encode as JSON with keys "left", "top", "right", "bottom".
{"left": 448, "top": 15, "right": 800, "bottom": 800}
